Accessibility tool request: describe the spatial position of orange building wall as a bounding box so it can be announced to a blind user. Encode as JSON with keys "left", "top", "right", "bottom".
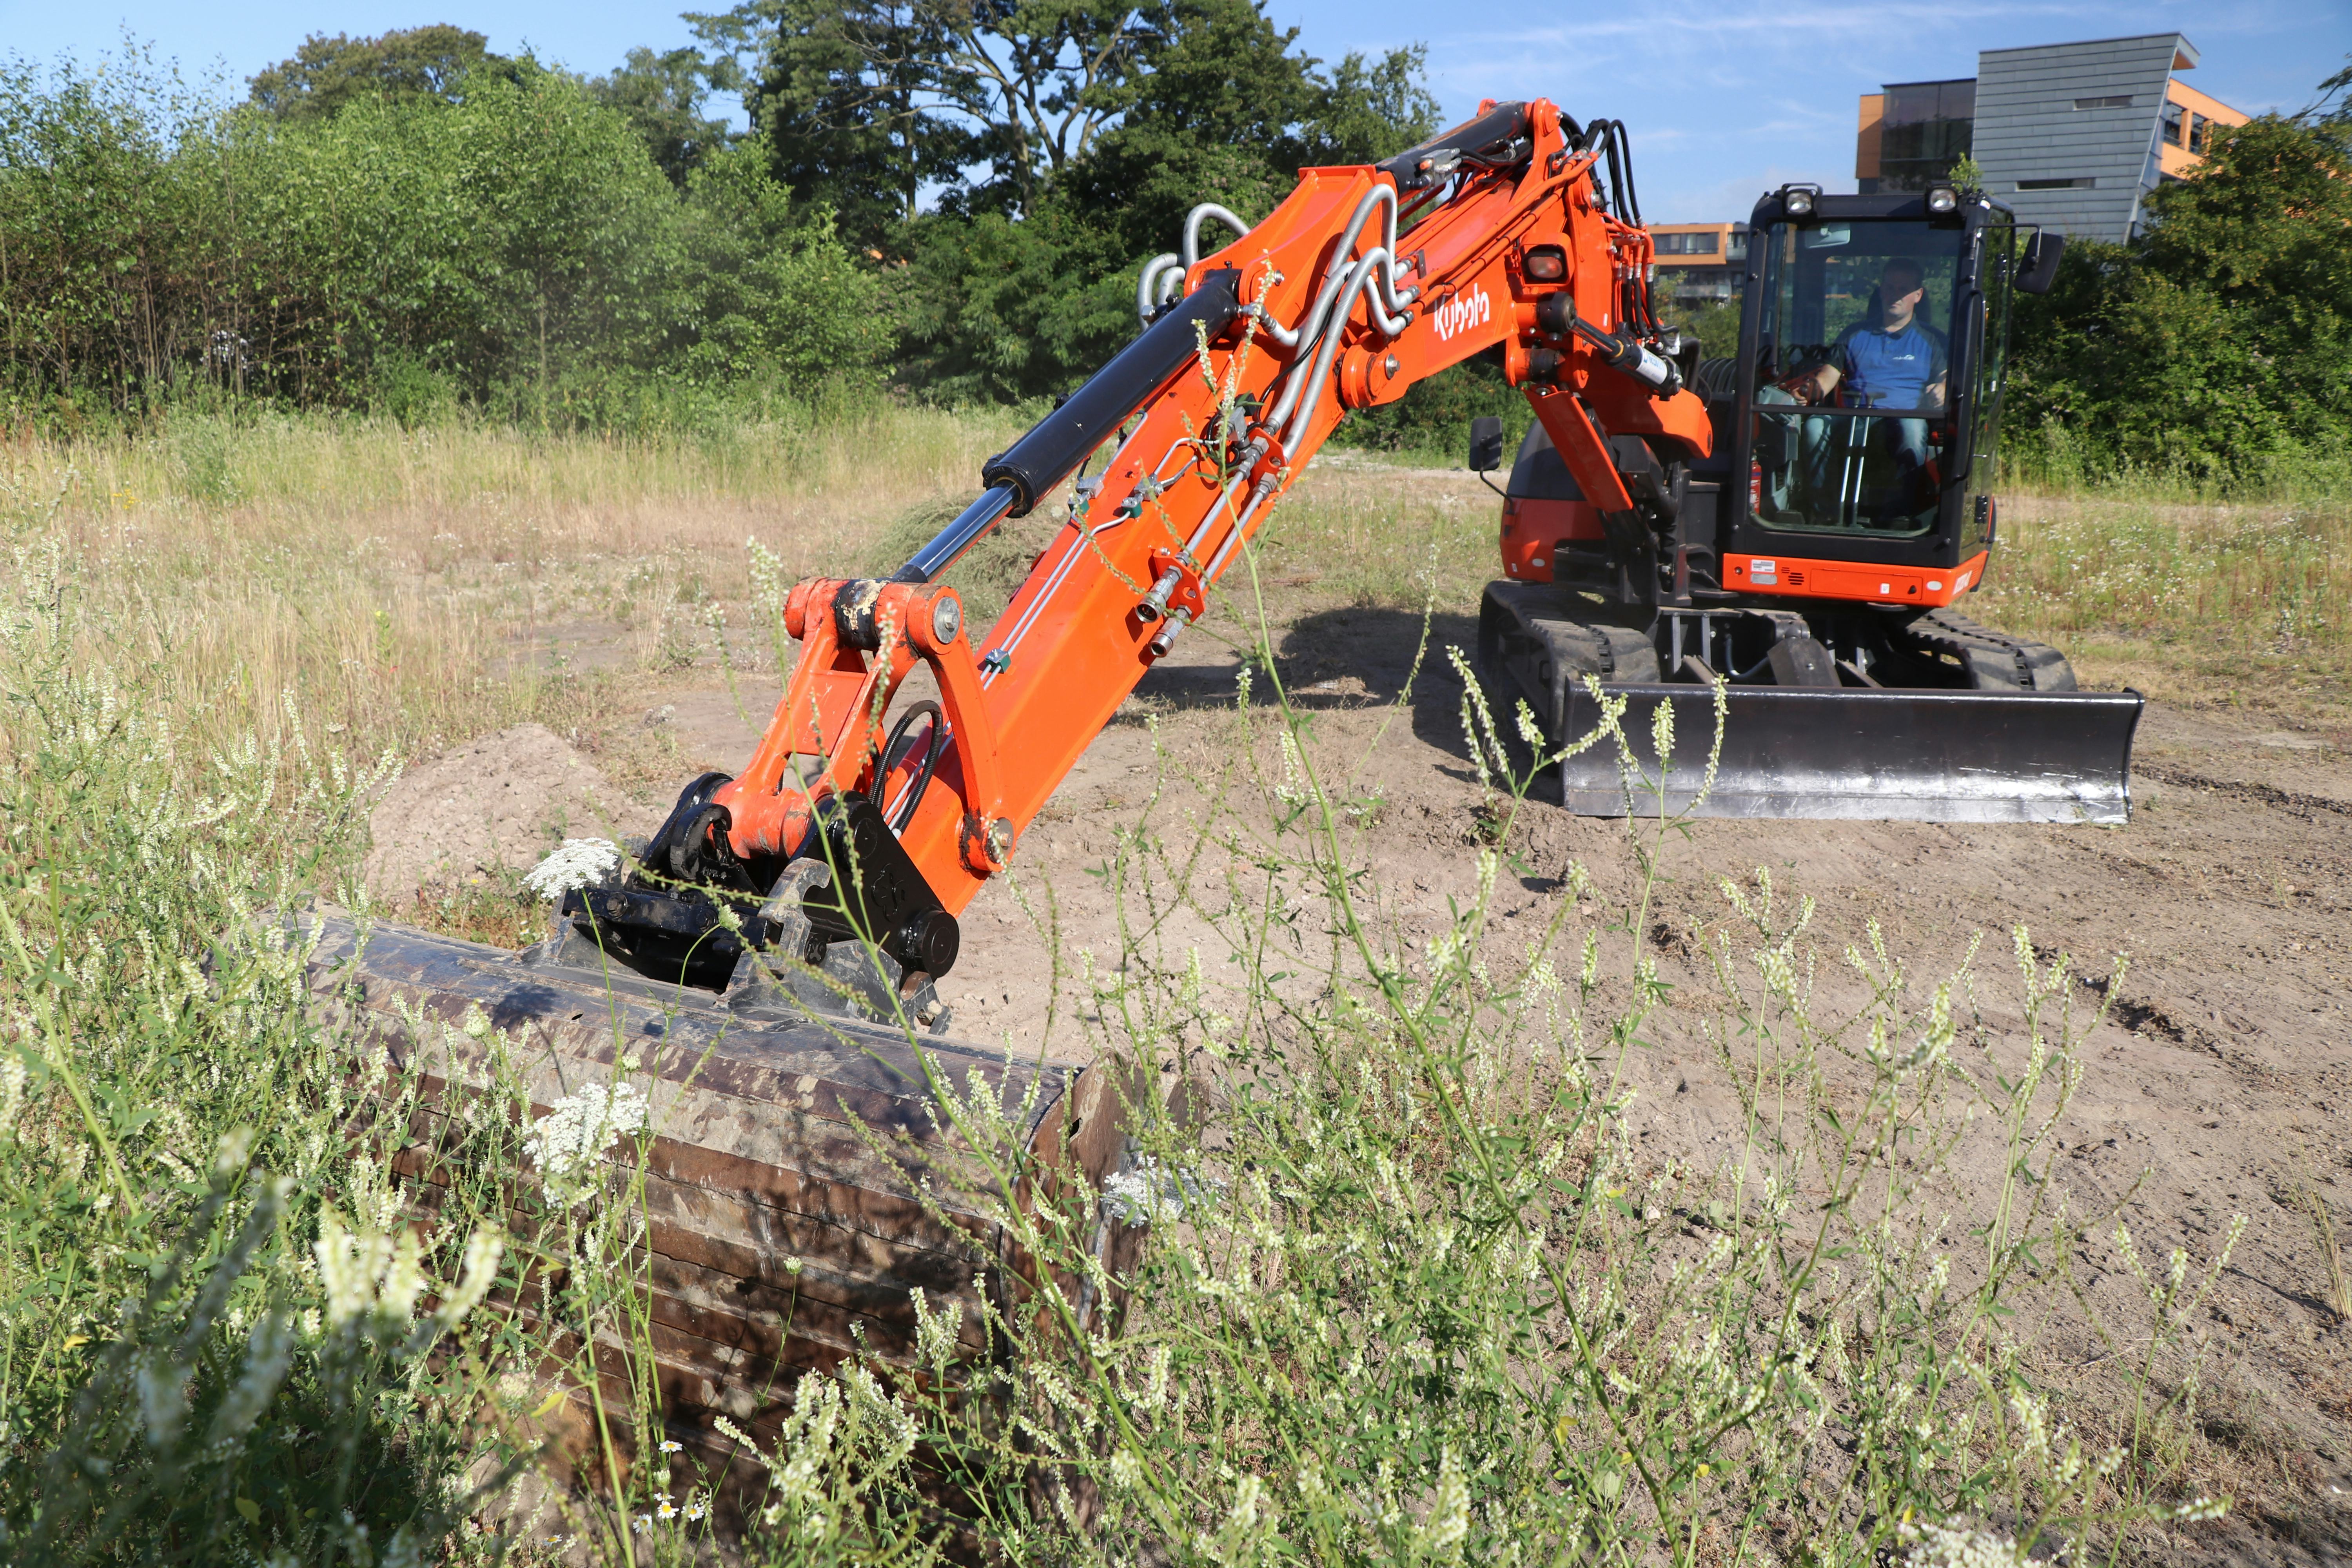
{"left": 2160, "top": 79, "right": 2250, "bottom": 179}
{"left": 1649, "top": 222, "right": 1744, "bottom": 273}
{"left": 1856, "top": 93, "right": 1885, "bottom": 181}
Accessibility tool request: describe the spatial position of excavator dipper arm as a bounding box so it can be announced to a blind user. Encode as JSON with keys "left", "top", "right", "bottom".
{"left": 671, "top": 99, "right": 1708, "bottom": 982}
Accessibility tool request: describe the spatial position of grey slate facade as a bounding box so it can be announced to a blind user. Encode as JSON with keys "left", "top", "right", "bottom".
{"left": 1972, "top": 34, "right": 2195, "bottom": 240}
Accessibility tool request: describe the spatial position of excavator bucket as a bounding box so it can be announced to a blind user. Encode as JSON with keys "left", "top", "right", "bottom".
{"left": 301, "top": 908, "right": 1144, "bottom": 1519}
{"left": 1554, "top": 684, "right": 2145, "bottom": 823}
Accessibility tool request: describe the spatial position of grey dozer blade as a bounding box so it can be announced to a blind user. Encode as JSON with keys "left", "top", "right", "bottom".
{"left": 1552, "top": 683, "right": 2145, "bottom": 823}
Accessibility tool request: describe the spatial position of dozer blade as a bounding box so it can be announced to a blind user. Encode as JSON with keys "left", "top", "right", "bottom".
{"left": 297, "top": 909, "right": 1143, "bottom": 1515}
{"left": 1555, "top": 684, "right": 2145, "bottom": 824}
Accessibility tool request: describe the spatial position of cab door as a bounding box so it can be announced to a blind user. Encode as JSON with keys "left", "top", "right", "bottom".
{"left": 1956, "top": 220, "right": 2016, "bottom": 561}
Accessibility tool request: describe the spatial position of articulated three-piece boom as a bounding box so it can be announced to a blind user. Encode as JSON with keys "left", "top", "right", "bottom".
{"left": 574, "top": 99, "right": 1708, "bottom": 999}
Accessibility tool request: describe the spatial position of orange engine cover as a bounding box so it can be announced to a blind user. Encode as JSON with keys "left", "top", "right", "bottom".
{"left": 1498, "top": 494, "right": 1602, "bottom": 583}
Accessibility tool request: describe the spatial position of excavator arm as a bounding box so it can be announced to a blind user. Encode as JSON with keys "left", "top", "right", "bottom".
{"left": 641, "top": 99, "right": 1707, "bottom": 988}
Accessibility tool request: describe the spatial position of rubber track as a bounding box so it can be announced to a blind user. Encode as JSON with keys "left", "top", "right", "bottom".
{"left": 1901, "top": 606, "right": 2069, "bottom": 690}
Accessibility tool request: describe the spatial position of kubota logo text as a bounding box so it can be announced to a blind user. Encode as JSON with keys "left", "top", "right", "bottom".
{"left": 1432, "top": 284, "right": 1491, "bottom": 343}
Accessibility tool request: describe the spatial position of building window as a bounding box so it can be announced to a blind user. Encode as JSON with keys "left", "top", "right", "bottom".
{"left": 1655, "top": 232, "right": 1720, "bottom": 256}
{"left": 2188, "top": 114, "right": 2209, "bottom": 154}
{"left": 2073, "top": 94, "right": 2134, "bottom": 109}
{"left": 1726, "top": 230, "right": 1748, "bottom": 261}
{"left": 2163, "top": 103, "right": 2185, "bottom": 145}
{"left": 2016, "top": 177, "right": 2096, "bottom": 191}
{"left": 1878, "top": 78, "right": 1976, "bottom": 192}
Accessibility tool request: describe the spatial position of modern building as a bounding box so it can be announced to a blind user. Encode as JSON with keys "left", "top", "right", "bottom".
{"left": 1854, "top": 33, "right": 2248, "bottom": 241}
{"left": 1648, "top": 221, "right": 1749, "bottom": 310}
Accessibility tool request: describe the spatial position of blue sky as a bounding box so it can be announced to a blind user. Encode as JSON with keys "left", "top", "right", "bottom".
{"left": 4, "top": 0, "right": 2344, "bottom": 220}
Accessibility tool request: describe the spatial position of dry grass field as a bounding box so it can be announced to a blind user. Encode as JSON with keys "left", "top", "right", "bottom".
{"left": 5, "top": 409, "right": 2349, "bottom": 1561}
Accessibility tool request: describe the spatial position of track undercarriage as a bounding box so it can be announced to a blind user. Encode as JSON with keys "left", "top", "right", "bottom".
{"left": 1476, "top": 586, "right": 2143, "bottom": 822}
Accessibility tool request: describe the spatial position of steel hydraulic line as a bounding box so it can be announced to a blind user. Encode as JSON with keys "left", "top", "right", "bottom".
{"left": 1133, "top": 198, "right": 1249, "bottom": 326}
{"left": 1135, "top": 254, "right": 1181, "bottom": 324}
{"left": 978, "top": 421, "right": 1176, "bottom": 687}
{"left": 1279, "top": 247, "right": 1412, "bottom": 450}
{"left": 1256, "top": 185, "right": 1409, "bottom": 366}
{"left": 1200, "top": 243, "right": 1414, "bottom": 561}
{"left": 1147, "top": 244, "right": 1419, "bottom": 647}
{"left": 1172, "top": 211, "right": 1418, "bottom": 564}
{"left": 1134, "top": 186, "right": 1420, "bottom": 632}
{"left": 980, "top": 506, "right": 1134, "bottom": 686}
{"left": 1182, "top": 203, "right": 1252, "bottom": 266}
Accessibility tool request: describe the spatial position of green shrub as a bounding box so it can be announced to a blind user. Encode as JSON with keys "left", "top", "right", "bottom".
{"left": 0, "top": 51, "right": 887, "bottom": 425}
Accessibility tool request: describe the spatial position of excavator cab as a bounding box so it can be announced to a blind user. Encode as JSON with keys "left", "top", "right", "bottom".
{"left": 1728, "top": 193, "right": 1995, "bottom": 576}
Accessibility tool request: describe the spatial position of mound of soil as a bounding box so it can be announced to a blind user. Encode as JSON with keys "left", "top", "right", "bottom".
{"left": 364, "top": 722, "right": 655, "bottom": 900}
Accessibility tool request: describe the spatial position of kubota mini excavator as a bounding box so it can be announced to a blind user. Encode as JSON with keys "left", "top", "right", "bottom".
{"left": 311, "top": 102, "right": 2141, "bottom": 1470}
{"left": 494, "top": 98, "right": 2140, "bottom": 1023}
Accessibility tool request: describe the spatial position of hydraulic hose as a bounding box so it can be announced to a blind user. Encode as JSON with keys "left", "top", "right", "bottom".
{"left": 879, "top": 701, "right": 947, "bottom": 833}
{"left": 1135, "top": 252, "right": 1181, "bottom": 325}
{"left": 1182, "top": 204, "right": 1252, "bottom": 267}
{"left": 1279, "top": 248, "right": 1412, "bottom": 450}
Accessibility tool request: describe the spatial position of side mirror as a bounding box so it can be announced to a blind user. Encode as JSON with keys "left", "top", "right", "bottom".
{"left": 1468, "top": 415, "right": 1505, "bottom": 473}
{"left": 2017, "top": 230, "right": 2065, "bottom": 296}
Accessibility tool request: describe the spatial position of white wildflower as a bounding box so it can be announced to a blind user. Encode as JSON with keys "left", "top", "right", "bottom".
{"left": 1222, "top": 1474, "right": 1270, "bottom": 1537}
{"left": 524, "top": 1081, "right": 650, "bottom": 1192}
{"left": 1901, "top": 1519, "right": 2025, "bottom": 1568}
{"left": 0, "top": 1051, "right": 26, "bottom": 1134}
{"left": 1413, "top": 1446, "right": 1469, "bottom": 1558}
{"left": 524, "top": 838, "right": 621, "bottom": 902}
{"left": 315, "top": 1207, "right": 426, "bottom": 1333}
{"left": 910, "top": 1287, "right": 962, "bottom": 1368}
{"left": 1275, "top": 728, "right": 1311, "bottom": 805}
{"left": 1103, "top": 1156, "right": 1216, "bottom": 1225}
{"left": 428, "top": 1227, "right": 505, "bottom": 1335}
{"left": 1515, "top": 698, "right": 1544, "bottom": 751}
{"left": 136, "top": 1353, "right": 191, "bottom": 1446}
{"left": 207, "top": 1313, "right": 295, "bottom": 1440}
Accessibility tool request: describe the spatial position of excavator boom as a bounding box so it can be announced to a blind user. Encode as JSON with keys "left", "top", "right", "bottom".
{"left": 572, "top": 98, "right": 1720, "bottom": 997}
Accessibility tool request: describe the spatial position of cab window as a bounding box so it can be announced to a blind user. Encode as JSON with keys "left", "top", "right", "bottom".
{"left": 1748, "top": 220, "right": 1965, "bottom": 537}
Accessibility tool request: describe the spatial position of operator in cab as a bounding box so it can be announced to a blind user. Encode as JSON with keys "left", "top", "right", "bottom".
{"left": 1782, "top": 256, "right": 1946, "bottom": 512}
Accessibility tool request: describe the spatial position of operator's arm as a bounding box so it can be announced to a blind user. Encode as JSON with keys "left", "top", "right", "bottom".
{"left": 1920, "top": 332, "right": 1949, "bottom": 412}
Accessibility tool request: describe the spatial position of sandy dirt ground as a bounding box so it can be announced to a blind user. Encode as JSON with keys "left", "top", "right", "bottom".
{"left": 370, "top": 503, "right": 2352, "bottom": 1563}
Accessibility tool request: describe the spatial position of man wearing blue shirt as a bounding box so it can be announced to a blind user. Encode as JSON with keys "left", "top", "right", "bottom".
{"left": 1786, "top": 257, "right": 1947, "bottom": 517}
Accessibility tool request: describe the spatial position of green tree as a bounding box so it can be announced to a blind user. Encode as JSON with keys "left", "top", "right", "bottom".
{"left": 726, "top": 0, "right": 1437, "bottom": 401}
{"left": 590, "top": 45, "right": 740, "bottom": 186}
{"left": 2011, "top": 103, "right": 2352, "bottom": 477}
{"left": 702, "top": 0, "right": 1157, "bottom": 229}
{"left": 1, "top": 50, "right": 888, "bottom": 422}
{"left": 245, "top": 25, "right": 511, "bottom": 121}
{"left": 696, "top": 0, "right": 965, "bottom": 245}
{"left": 1057, "top": 0, "right": 1434, "bottom": 261}
{"left": 670, "top": 143, "right": 891, "bottom": 387}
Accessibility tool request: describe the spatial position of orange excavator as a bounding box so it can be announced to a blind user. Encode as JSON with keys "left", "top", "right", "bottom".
{"left": 311, "top": 101, "right": 2141, "bottom": 1474}
{"left": 501, "top": 98, "right": 2139, "bottom": 1024}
